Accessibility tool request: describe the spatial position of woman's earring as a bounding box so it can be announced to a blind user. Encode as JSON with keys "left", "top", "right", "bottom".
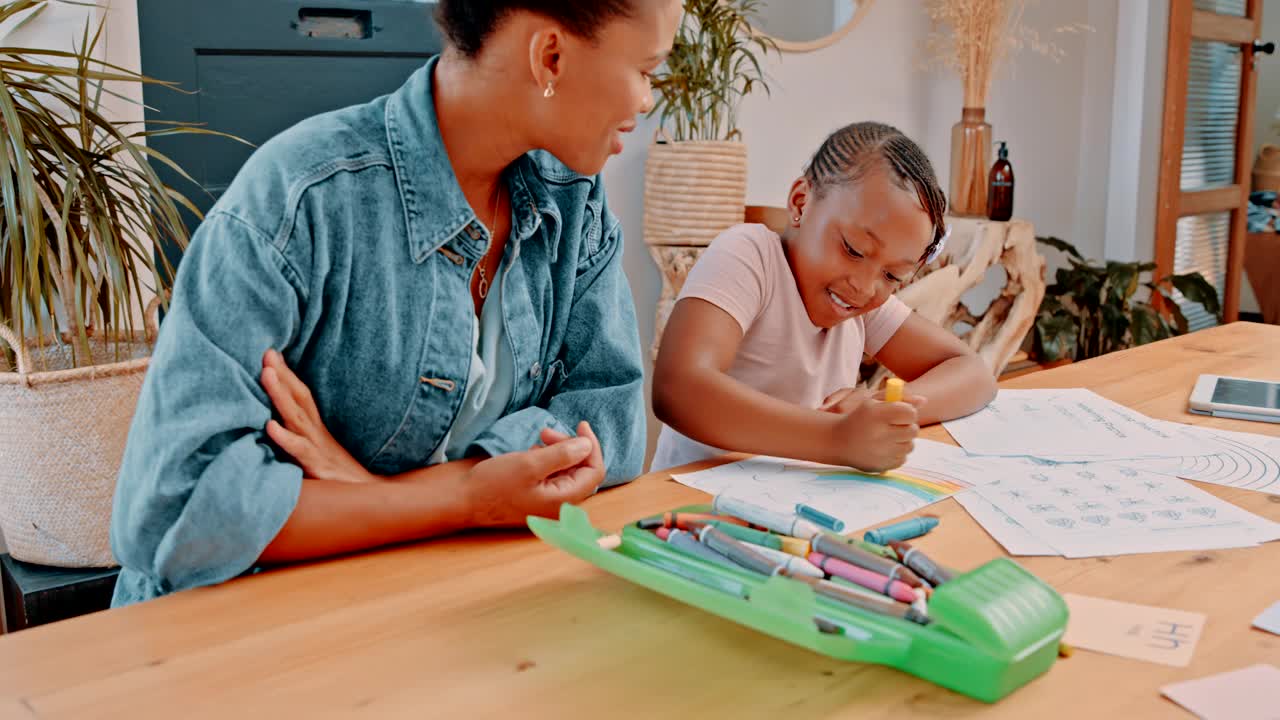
{"left": 793, "top": 215, "right": 801, "bottom": 224}
{"left": 544, "top": 82, "right": 555, "bottom": 99}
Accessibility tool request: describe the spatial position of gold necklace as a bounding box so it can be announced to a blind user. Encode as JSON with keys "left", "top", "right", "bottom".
{"left": 476, "top": 186, "right": 502, "bottom": 300}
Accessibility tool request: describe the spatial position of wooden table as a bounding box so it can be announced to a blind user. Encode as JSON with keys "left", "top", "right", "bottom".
{"left": 1, "top": 323, "right": 1278, "bottom": 719}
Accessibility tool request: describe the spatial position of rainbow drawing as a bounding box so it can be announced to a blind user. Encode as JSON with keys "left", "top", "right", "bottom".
{"left": 806, "top": 467, "right": 970, "bottom": 503}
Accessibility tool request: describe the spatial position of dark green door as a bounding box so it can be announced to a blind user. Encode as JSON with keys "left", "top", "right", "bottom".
{"left": 136, "top": 0, "right": 442, "bottom": 276}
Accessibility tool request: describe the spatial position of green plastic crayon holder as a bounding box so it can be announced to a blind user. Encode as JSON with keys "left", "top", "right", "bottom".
{"left": 528, "top": 503, "right": 1068, "bottom": 704}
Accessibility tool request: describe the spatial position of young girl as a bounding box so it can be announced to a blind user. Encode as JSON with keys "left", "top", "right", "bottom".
{"left": 651, "top": 122, "right": 997, "bottom": 473}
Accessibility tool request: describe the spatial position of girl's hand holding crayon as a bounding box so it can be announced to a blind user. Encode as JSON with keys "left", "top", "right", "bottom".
{"left": 824, "top": 388, "right": 920, "bottom": 473}
{"left": 820, "top": 386, "right": 927, "bottom": 414}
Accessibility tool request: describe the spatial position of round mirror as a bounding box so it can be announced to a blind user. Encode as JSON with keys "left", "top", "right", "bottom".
{"left": 749, "top": 0, "right": 873, "bottom": 53}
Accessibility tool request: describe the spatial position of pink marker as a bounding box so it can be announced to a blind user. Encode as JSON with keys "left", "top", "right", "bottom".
{"left": 655, "top": 527, "right": 672, "bottom": 541}
{"left": 809, "top": 552, "right": 917, "bottom": 604}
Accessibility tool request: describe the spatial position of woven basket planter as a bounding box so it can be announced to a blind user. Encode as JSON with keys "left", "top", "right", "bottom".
{"left": 643, "top": 138, "right": 748, "bottom": 247}
{"left": 0, "top": 302, "right": 157, "bottom": 568}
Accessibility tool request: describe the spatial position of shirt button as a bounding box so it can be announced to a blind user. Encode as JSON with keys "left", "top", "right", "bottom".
{"left": 530, "top": 362, "right": 542, "bottom": 378}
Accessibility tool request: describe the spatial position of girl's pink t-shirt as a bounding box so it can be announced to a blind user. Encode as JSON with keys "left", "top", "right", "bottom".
{"left": 651, "top": 223, "right": 912, "bottom": 471}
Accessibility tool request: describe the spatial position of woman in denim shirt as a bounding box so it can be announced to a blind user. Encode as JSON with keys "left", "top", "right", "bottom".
{"left": 109, "top": 0, "right": 682, "bottom": 605}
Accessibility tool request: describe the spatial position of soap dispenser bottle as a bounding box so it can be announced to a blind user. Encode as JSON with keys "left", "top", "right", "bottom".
{"left": 988, "top": 141, "right": 1014, "bottom": 221}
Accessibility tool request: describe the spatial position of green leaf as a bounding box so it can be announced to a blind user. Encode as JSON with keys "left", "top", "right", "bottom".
{"left": 1130, "top": 305, "right": 1163, "bottom": 346}
{"left": 1100, "top": 303, "right": 1131, "bottom": 354}
{"left": 1036, "top": 235, "right": 1084, "bottom": 261}
{"left": 649, "top": 0, "right": 772, "bottom": 140}
{"left": 1035, "top": 310, "right": 1078, "bottom": 362}
{"left": 0, "top": 1, "right": 246, "bottom": 364}
{"left": 1166, "top": 272, "right": 1222, "bottom": 318}
{"left": 1105, "top": 261, "right": 1140, "bottom": 306}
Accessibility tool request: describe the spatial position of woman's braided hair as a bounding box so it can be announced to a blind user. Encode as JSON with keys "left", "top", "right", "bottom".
{"left": 803, "top": 122, "right": 948, "bottom": 261}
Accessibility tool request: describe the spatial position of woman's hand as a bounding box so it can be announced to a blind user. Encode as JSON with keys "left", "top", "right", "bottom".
{"left": 462, "top": 421, "right": 606, "bottom": 527}
{"left": 261, "top": 348, "right": 378, "bottom": 484}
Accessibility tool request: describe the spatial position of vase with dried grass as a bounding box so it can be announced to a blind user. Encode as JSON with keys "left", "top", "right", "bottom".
{"left": 926, "top": 0, "right": 1079, "bottom": 216}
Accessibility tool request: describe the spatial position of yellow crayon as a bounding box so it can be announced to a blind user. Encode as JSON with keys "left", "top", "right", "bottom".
{"left": 885, "top": 377, "right": 905, "bottom": 403}
{"left": 778, "top": 535, "right": 811, "bottom": 558}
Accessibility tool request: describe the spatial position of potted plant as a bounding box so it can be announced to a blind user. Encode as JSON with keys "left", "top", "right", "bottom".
{"left": 644, "top": 0, "right": 776, "bottom": 246}
{"left": 0, "top": 0, "right": 236, "bottom": 567}
{"left": 1033, "top": 236, "right": 1221, "bottom": 362}
{"left": 644, "top": 0, "right": 776, "bottom": 357}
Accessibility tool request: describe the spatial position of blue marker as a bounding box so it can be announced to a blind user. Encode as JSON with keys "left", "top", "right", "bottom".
{"left": 864, "top": 516, "right": 939, "bottom": 545}
{"left": 795, "top": 503, "right": 845, "bottom": 532}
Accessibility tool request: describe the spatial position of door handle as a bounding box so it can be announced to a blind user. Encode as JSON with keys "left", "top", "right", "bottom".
{"left": 1254, "top": 40, "right": 1275, "bottom": 55}
{"left": 294, "top": 8, "right": 374, "bottom": 40}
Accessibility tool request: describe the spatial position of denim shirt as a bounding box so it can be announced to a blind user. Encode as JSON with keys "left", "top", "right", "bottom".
{"left": 109, "top": 57, "right": 646, "bottom": 606}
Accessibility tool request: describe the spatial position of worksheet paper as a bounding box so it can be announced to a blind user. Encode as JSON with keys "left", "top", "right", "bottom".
{"left": 1123, "top": 422, "right": 1280, "bottom": 496}
{"left": 970, "top": 462, "right": 1280, "bottom": 557}
{"left": 1160, "top": 665, "right": 1280, "bottom": 720}
{"left": 951, "top": 489, "right": 1060, "bottom": 556}
{"left": 941, "top": 389, "right": 1221, "bottom": 462}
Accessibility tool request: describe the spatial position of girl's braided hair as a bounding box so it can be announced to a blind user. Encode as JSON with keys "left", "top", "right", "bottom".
{"left": 803, "top": 121, "right": 948, "bottom": 260}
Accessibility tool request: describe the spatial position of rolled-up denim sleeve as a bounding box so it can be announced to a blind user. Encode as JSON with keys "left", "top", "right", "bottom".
{"left": 109, "top": 211, "right": 306, "bottom": 605}
{"left": 468, "top": 198, "right": 646, "bottom": 488}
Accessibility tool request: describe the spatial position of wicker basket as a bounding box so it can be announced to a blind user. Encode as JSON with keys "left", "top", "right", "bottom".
{"left": 0, "top": 302, "right": 158, "bottom": 568}
{"left": 643, "top": 136, "right": 748, "bottom": 246}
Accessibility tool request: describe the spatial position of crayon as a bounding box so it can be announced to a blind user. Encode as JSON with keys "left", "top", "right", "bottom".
{"left": 655, "top": 527, "right": 672, "bottom": 541}
{"left": 884, "top": 377, "right": 905, "bottom": 403}
{"left": 808, "top": 552, "right": 919, "bottom": 603}
{"left": 787, "top": 573, "right": 931, "bottom": 626}
{"left": 864, "top": 516, "right": 939, "bottom": 545}
{"left": 637, "top": 512, "right": 747, "bottom": 530}
{"left": 845, "top": 536, "right": 898, "bottom": 560}
{"left": 666, "top": 529, "right": 739, "bottom": 570}
{"left": 631, "top": 554, "right": 746, "bottom": 599}
{"left": 778, "top": 535, "right": 811, "bottom": 558}
{"left": 712, "top": 495, "right": 820, "bottom": 538}
{"left": 698, "top": 526, "right": 784, "bottom": 576}
{"left": 887, "top": 540, "right": 956, "bottom": 587}
{"left": 795, "top": 503, "right": 845, "bottom": 532}
{"left": 747, "top": 544, "right": 825, "bottom": 579}
{"left": 810, "top": 532, "right": 927, "bottom": 589}
{"left": 703, "top": 521, "right": 783, "bottom": 551}
{"left": 630, "top": 555, "right": 854, "bottom": 633}
{"left": 662, "top": 512, "right": 749, "bottom": 531}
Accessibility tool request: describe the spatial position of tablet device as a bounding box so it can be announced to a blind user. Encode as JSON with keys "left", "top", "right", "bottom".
{"left": 1188, "top": 374, "right": 1280, "bottom": 424}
